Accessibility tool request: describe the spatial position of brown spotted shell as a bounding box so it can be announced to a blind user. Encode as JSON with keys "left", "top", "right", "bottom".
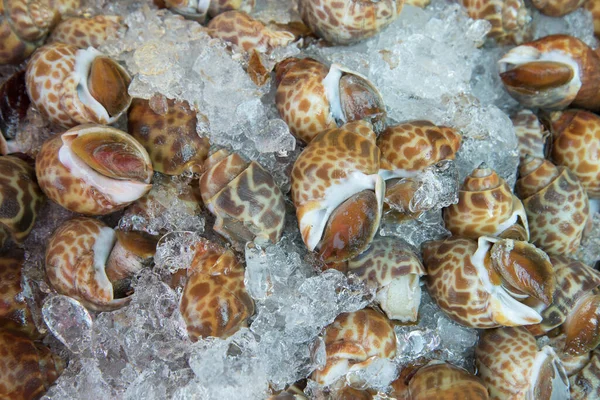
{"left": 179, "top": 239, "right": 254, "bottom": 340}
{"left": 199, "top": 149, "right": 286, "bottom": 249}
{"left": 35, "top": 124, "right": 153, "bottom": 216}
{"left": 531, "top": 0, "right": 586, "bottom": 16}
{"left": 47, "top": 15, "right": 122, "bottom": 48}
{"left": 0, "top": 330, "right": 64, "bottom": 400}
{"left": 542, "top": 109, "right": 600, "bottom": 198}
{"left": 26, "top": 43, "right": 132, "bottom": 128}
{"left": 298, "top": 0, "right": 404, "bottom": 45}
{"left": 128, "top": 97, "right": 210, "bottom": 176}
{"left": 570, "top": 349, "right": 600, "bottom": 400}
{"left": 443, "top": 164, "right": 529, "bottom": 241}
{"left": 459, "top": 0, "right": 531, "bottom": 44}
{"left": 515, "top": 156, "right": 589, "bottom": 256}
{"left": 475, "top": 327, "right": 569, "bottom": 400}
{"left": 312, "top": 308, "right": 397, "bottom": 387}
{"left": 585, "top": 0, "right": 600, "bottom": 37}
{"left": 510, "top": 109, "right": 549, "bottom": 160}
{"left": 0, "top": 155, "right": 44, "bottom": 248}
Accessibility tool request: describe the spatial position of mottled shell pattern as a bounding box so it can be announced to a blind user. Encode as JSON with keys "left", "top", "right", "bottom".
{"left": 444, "top": 164, "right": 529, "bottom": 241}
{"left": 475, "top": 327, "right": 570, "bottom": 400}
{"left": 36, "top": 124, "right": 153, "bottom": 215}
{"left": 541, "top": 109, "right": 600, "bottom": 198}
{"left": 0, "top": 155, "right": 44, "bottom": 248}
{"left": 128, "top": 97, "right": 210, "bottom": 176}
{"left": 515, "top": 156, "right": 589, "bottom": 255}
{"left": 499, "top": 35, "right": 600, "bottom": 112}
{"left": 531, "top": 0, "right": 586, "bottom": 17}
{"left": 199, "top": 149, "right": 286, "bottom": 248}
{"left": 459, "top": 0, "right": 531, "bottom": 44}
{"left": 570, "top": 349, "right": 600, "bottom": 400}
{"left": 291, "top": 121, "right": 384, "bottom": 263}
{"left": 276, "top": 58, "right": 386, "bottom": 144}
{"left": 48, "top": 15, "right": 122, "bottom": 49}
{"left": 165, "top": 0, "right": 255, "bottom": 21}
{"left": 298, "top": 0, "right": 404, "bottom": 45}
{"left": 26, "top": 42, "right": 132, "bottom": 128}
{"left": 510, "top": 109, "right": 549, "bottom": 160}
{"left": 179, "top": 239, "right": 254, "bottom": 340}
{"left": 422, "top": 236, "right": 555, "bottom": 329}
{"left": 313, "top": 308, "right": 397, "bottom": 387}
{"left": 346, "top": 237, "right": 426, "bottom": 322}
{"left": 0, "top": 330, "right": 64, "bottom": 400}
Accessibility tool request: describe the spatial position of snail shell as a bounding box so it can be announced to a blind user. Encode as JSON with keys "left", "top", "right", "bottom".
{"left": 0, "top": 155, "right": 44, "bottom": 248}
{"left": 459, "top": 0, "right": 531, "bottom": 44}
{"left": 165, "top": 0, "right": 255, "bottom": 21}
{"left": 313, "top": 308, "right": 397, "bottom": 387}
{"left": 199, "top": 149, "right": 286, "bottom": 248}
{"left": 570, "top": 349, "right": 600, "bottom": 400}
{"left": 128, "top": 97, "right": 210, "bottom": 176}
{"left": 179, "top": 239, "right": 254, "bottom": 340}
{"left": 276, "top": 58, "right": 386, "bottom": 144}
{"left": 404, "top": 0, "right": 430, "bottom": 7}
{"left": 298, "top": 0, "right": 404, "bottom": 45}
{"left": 26, "top": 43, "right": 132, "bottom": 128}
{"left": 510, "top": 109, "right": 549, "bottom": 160}
{"left": 499, "top": 35, "right": 600, "bottom": 112}
{"left": 443, "top": 164, "right": 529, "bottom": 241}
{"left": 291, "top": 121, "right": 384, "bottom": 263}
{"left": 515, "top": 156, "right": 589, "bottom": 255}
{"left": 35, "top": 124, "right": 153, "bottom": 215}
{"left": 346, "top": 237, "right": 426, "bottom": 322}
{"left": 530, "top": 0, "right": 586, "bottom": 17}
{"left": 475, "top": 327, "right": 570, "bottom": 400}
{"left": 47, "top": 16, "right": 122, "bottom": 49}
{"left": 0, "top": 330, "right": 64, "bottom": 400}
{"left": 0, "top": 70, "right": 30, "bottom": 155}
{"left": 585, "top": 0, "right": 600, "bottom": 38}
{"left": 541, "top": 109, "right": 600, "bottom": 199}
{"left": 422, "top": 236, "right": 555, "bottom": 329}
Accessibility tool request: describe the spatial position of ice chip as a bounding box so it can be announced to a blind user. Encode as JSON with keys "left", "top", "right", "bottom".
{"left": 42, "top": 295, "right": 93, "bottom": 354}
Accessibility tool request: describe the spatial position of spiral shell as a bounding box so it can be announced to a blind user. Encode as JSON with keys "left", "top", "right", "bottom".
{"left": 26, "top": 43, "right": 132, "bottom": 128}
{"left": 276, "top": 58, "right": 386, "bottom": 144}
{"left": 570, "top": 349, "right": 600, "bottom": 400}
{"left": 0, "top": 330, "right": 64, "bottom": 400}
{"left": 313, "top": 308, "right": 397, "bottom": 387}
{"left": 443, "top": 164, "right": 529, "bottom": 241}
{"left": 499, "top": 35, "right": 600, "bottom": 112}
{"left": 199, "top": 149, "right": 286, "bottom": 248}
{"left": 515, "top": 156, "right": 589, "bottom": 255}
{"left": 531, "top": 0, "right": 586, "bottom": 17}
{"left": 128, "top": 97, "right": 210, "bottom": 176}
{"left": 35, "top": 124, "right": 153, "bottom": 215}
{"left": 179, "top": 239, "right": 254, "bottom": 340}
{"left": 510, "top": 109, "right": 549, "bottom": 160}
{"left": 459, "top": 0, "right": 531, "bottom": 44}
{"left": 422, "top": 236, "right": 555, "bottom": 328}
{"left": 291, "top": 121, "right": 384, "bottom": 263}
{"left": 475, "top": 327, "right": 569, "bottom": 400}
{"left": 48, "top": 15, "right": 122, "bottom": 49}
{"left": 298, "top": 0, "right": 404, "bottom": 45}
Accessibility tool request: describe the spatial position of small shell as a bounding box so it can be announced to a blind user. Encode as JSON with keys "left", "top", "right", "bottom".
{"left": 298, "top": 0, "right": 404, "bottom": 45}
{"left": 179, "top": 239, "right": 254, "bottom": 340}
{"left": 291, "top": 121, "right": 384, "bottom": 263}
{"left": 35, "top": 124, "right": 153, "bottom": 216}
{"left": 443, "top": 164, "right": 529, "bottom": 241}
{"left": 475, "top": 327, "right": 569, "bottom": 400}
{"left": 570, "top": 349, "right": 600, "bottom": 400}
{"left": 313, "top": 308, "right": 397, "bottom": 387}
{"left": 0, "top": 155, "right": 44, "bottom": 248}
{"left": 276, "top": 58, "right": 386, "bottom": 144}
{"left": 510, "top": 109, "right": 549, "bottom": 160}
{"left": 0, "top": 330, "right": 64, "bottom": 400}
{"left": 499, "top": 35, "right": 600, "bottom": 112}
{"left": 128, "top": 97, "right": 210, "bottom": 176}
{"left": 346, "top": 237, "right": 426, "bottom": 322}
{"left": 542, "top": 109, "right": 600, "bottom": 198}
{"left": 515, "top": 156, "right": 589, "bottom": 255}
{"left": 48, "top": 16, "right": 122, "bottom": 49}
{"left": 585, "top": 0, "right": 600, "bottom": 37}
{"left": 199, "top": 149, "right": 286, "bottom": 248}
{"left": 26, "top": 43, "right": 132, "bottom": 128}
{"left": 531, "top": 0, "right": 586, "bottom": 17}
{"left": 459, "top": 0, "right": 531, "bottom": 44}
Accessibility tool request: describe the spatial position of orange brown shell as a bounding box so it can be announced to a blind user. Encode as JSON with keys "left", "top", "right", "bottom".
{"left": 459, "top": 0, "right": 531, "bottom": 44}
{"left": 405, "top": 361, "right": 490, "bottom": 400}
{"left": 585, "top": 0, "right": 600, "bottom": 38}
{"left": 47, "top": 15, "right": 122, "bottom": 48}
{"left": 531, "top": 0, "right": 586, "bottom": 17}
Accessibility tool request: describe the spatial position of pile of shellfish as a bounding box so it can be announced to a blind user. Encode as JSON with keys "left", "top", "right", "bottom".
{"left": 0, "top": 0, "right": 600, "bottom": 399}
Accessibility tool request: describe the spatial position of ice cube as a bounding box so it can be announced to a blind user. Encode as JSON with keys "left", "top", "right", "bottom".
{"left": 42, "top": 295, "right": 93, "bottom": 355}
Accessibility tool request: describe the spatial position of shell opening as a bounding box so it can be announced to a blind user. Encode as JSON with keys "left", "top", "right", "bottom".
{"left": 529, "top": 346, "right": 570, "bottom": 400}
{"left": 323, "top": 64, "right": 345, "bottom": 125}
{"left": 492, "top": 196, "right": 529, "bottom": 240}
{"left": 377, "top": 273, "right": 422, "bottom": 322}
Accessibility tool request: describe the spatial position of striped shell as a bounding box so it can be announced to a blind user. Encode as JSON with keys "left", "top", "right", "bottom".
{"left": 48, "top": 15, "right": 122, "bottom": 48}
{"left": 443, "top": 164, "right": 529, "bottom": 241}
{"left": 570, "top": 349, "right": 600, "bottom": 400}
{"left": 313, "top": 308, "right": 397, "bottom": 387}
{"left": 35, "top": 124, "right": 153, "bottom": 216}
{"left": 515, "top": 156, "right": 589, "bottom": 256}
{"left": 26, "top": 43, "right": 132, "bottom": 128}
{"left": 459, "top": 0, "right": 531, "bottom": 44}
{"left": 510, "top": 109, "right": 548, "bottom": 160}
{"left": 179, "top": 239, "right": 254, "bottom": 340}
{"left": 298, "top": 0, "right": 404, "bottom": 45}
{"left": 128, "top": 97, "right": 210, "bottom": 176}
{"left": 199, "top": 149, "right": 286, "bottom": 248}
{"left": 0, "top": 155, "right": 44, "bottom": 248}
{"left": 291, "top": 121, "right": 384, "bottom": 263}
{"left": 531, "top": 0, "right": 586, "bottom": 17}
{"left": 475, "top": 327, "right": 569, "bottom": 400}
